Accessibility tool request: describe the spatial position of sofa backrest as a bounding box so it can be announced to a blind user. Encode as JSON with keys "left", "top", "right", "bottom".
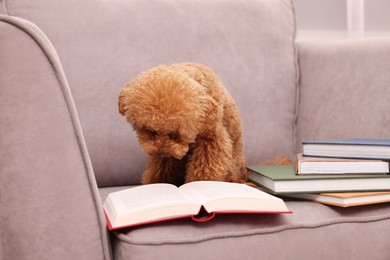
{"left": 295, "top": 40, "right": 390, "bottom": 153}
{"left": 2, "top": 0, "right": 298, "bottom": 186}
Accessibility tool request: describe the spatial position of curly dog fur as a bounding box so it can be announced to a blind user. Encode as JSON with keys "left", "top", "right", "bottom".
{"left": 118, "top": 63, "right": 247, "bottom": 186}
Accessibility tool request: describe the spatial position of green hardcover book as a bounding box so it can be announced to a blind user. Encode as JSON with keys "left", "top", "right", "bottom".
{"left": 247, "top": 165, "right": 390, "bottom": 194}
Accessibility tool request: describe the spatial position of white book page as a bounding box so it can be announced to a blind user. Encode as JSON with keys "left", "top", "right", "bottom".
{"left": 104, "top": 184, "right": 202, "bottom": 227}
{"left": 108, "top": 184, "right": 196, "bottom": 216}
{"left": 179, "top": 181, "right": 286, "bottom": 213}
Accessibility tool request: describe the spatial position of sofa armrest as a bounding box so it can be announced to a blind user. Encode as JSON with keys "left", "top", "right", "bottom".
{"left": 0, "top": 15, "right": 111, "bottom": 260}
{"left": 295, "top": 38, "right": 390, "bottom": 152}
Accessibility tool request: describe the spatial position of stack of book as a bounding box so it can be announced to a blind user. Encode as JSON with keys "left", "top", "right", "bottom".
{"left": 248, "top": 139, "right": 390, "bottom": 207}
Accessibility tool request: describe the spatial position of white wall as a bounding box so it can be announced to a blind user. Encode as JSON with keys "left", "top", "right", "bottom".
{"left": 293, "top": 0, "right": 390, "bottom": 41}
{"left": 365, "top": 0, "right": 390, "bottom": 31}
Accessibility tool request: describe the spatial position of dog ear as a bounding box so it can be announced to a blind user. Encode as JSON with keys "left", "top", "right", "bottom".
{"left": 118, "top": 88, "right": 128, "bottom": 115}
{"left": 196, "top": 94, "right": 222, "bottom": 133}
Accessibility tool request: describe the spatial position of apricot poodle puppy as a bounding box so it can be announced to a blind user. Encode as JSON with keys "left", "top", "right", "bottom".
{"left": 119, "top": 63, "right": 247, "bottom": 186}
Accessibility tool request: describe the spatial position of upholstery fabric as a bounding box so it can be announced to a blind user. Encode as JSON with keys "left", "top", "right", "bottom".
{"left": 0, "top": 16, "right": 111, "bottom": 260}
{"left": 3, "top": 0, "right": 390, "bottom": 260}
{"left": 296, "top": 39, "right": 390, "bottom": 153}
{"left": 3, "top": 0, "right": 298, "bottom": 186}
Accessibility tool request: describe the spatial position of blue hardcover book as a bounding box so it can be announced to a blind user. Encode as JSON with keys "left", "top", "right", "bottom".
{"left": 302, "top": 139, "right": 390, "bottom": 160}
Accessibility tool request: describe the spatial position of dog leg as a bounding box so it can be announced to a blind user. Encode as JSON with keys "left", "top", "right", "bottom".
{"left": 185, "top": 124, "right": 244, "bottom": 183}
{"left": 142, "top": 156, "right": 187, "bottom": 186}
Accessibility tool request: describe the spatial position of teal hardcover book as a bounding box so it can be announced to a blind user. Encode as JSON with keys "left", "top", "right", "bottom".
{"left": 247, "top": 165, "right": 390, "bottom": 194}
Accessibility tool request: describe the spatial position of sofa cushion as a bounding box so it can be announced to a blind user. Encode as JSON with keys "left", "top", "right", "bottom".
{"left": 4, "top": 0, "right": 298, "bottom": 186}
{"left": 99, "top": 186, "right": 390, "bottom": 260}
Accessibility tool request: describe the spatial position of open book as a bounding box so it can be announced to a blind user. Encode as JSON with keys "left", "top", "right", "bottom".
{"left": 103, "top": 181, "right": 291, "bottom": 230}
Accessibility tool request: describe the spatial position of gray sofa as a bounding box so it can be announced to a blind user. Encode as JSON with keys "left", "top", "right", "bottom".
{"left": 1, "top": 0, "right": 390, "bottom": 259}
